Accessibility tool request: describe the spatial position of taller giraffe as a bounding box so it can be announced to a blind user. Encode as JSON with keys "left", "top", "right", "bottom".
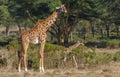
{"left": 18, "top": 5, "right": 67, "bottom": 72}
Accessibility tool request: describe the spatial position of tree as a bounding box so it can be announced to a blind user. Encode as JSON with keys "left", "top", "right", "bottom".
{"left": 0, "top": 0, "right": 11, "bottom": 36}
{"left": 49, "top": 0, "right": 85, "bottom": 45}
{"left": 98, "top": 0, "right": 120, "bottom": 38}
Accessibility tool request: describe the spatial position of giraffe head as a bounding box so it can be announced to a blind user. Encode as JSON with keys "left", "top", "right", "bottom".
{"left": 56, "top": 4, "right": 67, "bottom": 14}
{"left": 77, "top": 41, "right": 84, "bottom": 46}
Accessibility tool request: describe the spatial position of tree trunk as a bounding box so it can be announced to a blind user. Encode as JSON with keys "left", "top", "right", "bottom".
{"left": 115, "top": 25, "right": 119, "bottom": 37}
{"left": 17, "top": 24, "right": 22, "bottom": 34}
{"left": 91, "top": 25, "right": 95, "bottom": 38}
{"left": 64, "top": 35, "right": 69, "bottom": 46}
{"left": 57, "top": 33, "right": 64, "bottom": 45}
{"left": 100, "top": 28, "right": 104, "bottom": 38}
{"left": 69, "top": 32, "right": 73, "bottom": 41}
{"left": 5, "top": 25, "right": 10, "bottom": 36}
{"left": 83, "top": 27, "right": 87, "bottom": 40}
{"left": 106, "top": 24, "right": 110, "bottom": 38}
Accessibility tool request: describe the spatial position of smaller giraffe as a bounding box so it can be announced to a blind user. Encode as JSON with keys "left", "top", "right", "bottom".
{"left": 63, "top": 41, "right": 84, "bottom": 68}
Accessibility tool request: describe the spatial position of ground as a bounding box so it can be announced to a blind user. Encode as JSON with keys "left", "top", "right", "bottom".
{"left": 0, "top": 62, "right": 120, "bottom": 77}
{"left": 0, "top": 48, "right": 120, "bottom": 77}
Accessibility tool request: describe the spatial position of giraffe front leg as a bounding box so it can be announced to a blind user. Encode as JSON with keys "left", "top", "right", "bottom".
{"left": 39, "top": 41, "right": 45, "bottom": 73}
{"left": 39, "top": 54, "right": 44, "bottom": 73}
{"left": 23, "top": 53, "right": 28, "bottom": 72}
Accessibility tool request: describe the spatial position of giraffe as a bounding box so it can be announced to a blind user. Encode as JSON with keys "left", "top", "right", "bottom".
{"left": 63, "top": 41, "right": 84, "bottom": 68}
{"left": 18, "top": 4, "right": 67, "bottom": 72}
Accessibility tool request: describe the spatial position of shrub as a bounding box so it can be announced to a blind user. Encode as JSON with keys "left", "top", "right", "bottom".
{"left": 84, "top": 51, "right": 96, "bottom": 65}
{"left": 7, "top": 40, "right": 115, "bottom": 69}
{"left": 85, "top": 41, "right": 99, "bottom": 47}
{"left": 107, "top": 39, "right": 120, "bottom": 48}
{"left": 113, "top": 51, "right": 120, "bottom": 61}
{"left": 26, "top": 43, "right": 66, "bottom": 69}
{"left": 70, "top": 46, "right": 113, "bottom": 67}
{"left": 7, "top": 40, "right": 20, "bottom": 51}
{"left": 71, "top": 46, "right": 97, "bottom": 66}
{"left": 85, "top": 39, "right": 120, "bottom": 48}
{"left": 97, "top": 40, "right": 107, "bottom": 48}
{"left": 0, "top": 56, "right": 7, "bottom": 68}
{"left": 95, "top": 52, "right": 113, "bottom": 65}
{"left": 0, "top": 34, "right": 9, "bottom": 47}
{"left": 45, "top": 43, "right": 66, "bottom": 52}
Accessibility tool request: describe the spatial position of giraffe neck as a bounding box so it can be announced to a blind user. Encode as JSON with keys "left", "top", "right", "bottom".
{"left": 68, "top": 42, "right": 80, "bottom": 50}
{"left": 33, "top": 11, "right": 58, "bottom": 32}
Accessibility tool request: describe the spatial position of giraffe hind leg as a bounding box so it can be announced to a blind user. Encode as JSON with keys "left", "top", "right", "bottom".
{"left": 22, "top": 42, "right": 29, "bottom": 72}
{"left": 18, "top": 52, "right": 23, "bottom": 72}
{"left": 18, "top": 41, "right": 29, "bottom": 72}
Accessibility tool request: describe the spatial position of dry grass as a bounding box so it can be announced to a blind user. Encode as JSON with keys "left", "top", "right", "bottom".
{"left": 0, "top": 48, "right": 120, "bottom": 77}
{"left": 0, "top": 63, "right": 120, "bottom": 77}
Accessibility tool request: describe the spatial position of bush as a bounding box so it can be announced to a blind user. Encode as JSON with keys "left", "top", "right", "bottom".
{"left": 0, "top": 56, "right": 7, "bottom": 68}
{"left": 97, "top": 40, "right": 107, "bottom": 48}
{"left": 107, "top": 39, "right": 120, "bottom": 48}
{"left": 45, "top": 43, "right": 66, "bottom": 52}
{"left": 84, "top": 51, "right": 96, "bottom": 65}
{"left": 7, "top": 40, "right": 20, "bottom": 51}
{"left": 71, "top": 46, "right": 113, "bottom": 67}
{"left": 113, "top": 51, "right": 120, "bottom": 61}
{"left": 0, "top": 35, "right": 10, "bottom": 47}
{"left": 71, "top": 46, "right": 97, "bottom": 67}
{"left": 6, "top": 39, "right": 66, "bottom": 69}
{"left": 7, "top": 40, "right": 116, "bottom": 69}
{"left": 95, "top": 52, "right": 113, "bottom": 65}
{"left": 26, "top": 43, "right": 66, "bottom": 69}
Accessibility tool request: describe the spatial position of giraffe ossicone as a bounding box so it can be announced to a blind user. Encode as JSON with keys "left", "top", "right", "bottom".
{"left": 18, "top": 4, "right": 67, "bottom": 72}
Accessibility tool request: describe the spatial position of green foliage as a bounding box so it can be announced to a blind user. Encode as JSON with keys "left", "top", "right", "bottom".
{"left": 27, "top": 54, "right": 38, "bottom": 69}
{"left": 107, "top": 39, "right": 120, "bottom": 48}
{"left": 113, "top": 51, "right": 120, "bottom": 61}
{"left": 0, "top": 0, "right": 120, "bottom": 45}
{"left": 40, "top": 0, "right": 62, "bottom": 12}
{"left": 0, "top": 57, "right": 7, "bottom": 68}
{"left": 8, "top": 41, "right": 66, "bottom": 69}
{"left": 5, "top": 40, "right": 120, "bottom": 69}
{"left": 85, "top": 39, "right": 120, "bottom": 48}
{"left": 45, "top": 43, "right": 66, "bottom": 52}
{"left": 95, "top": 52, "right": 113, "bottom": 65}
{"left": 0, "top": 5, "right": 10, "bottom": 24}
{"left": 72, "top": 46, "right": 87, "bottom": 56}
{"left": 25, "top": 43, "right": 66, "bottom": 69}
{"left": 0, "top": 35, "right": 17, "bottom": 47}
{"left": 7, "top": 40, "right": 20, "bottom": 51}
{"left": 70, "top": 46, "right": 113, "bottom": 66}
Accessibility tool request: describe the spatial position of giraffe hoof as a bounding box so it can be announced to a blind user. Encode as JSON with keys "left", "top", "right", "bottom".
{"left": 25, "top": 68, "right": 28, "bottom": 72}
{"left": 18, "top": 69, "right": 21, "bottom": 72}
{"left": 39, "top": 67, "right": 45, "bottom": 73}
